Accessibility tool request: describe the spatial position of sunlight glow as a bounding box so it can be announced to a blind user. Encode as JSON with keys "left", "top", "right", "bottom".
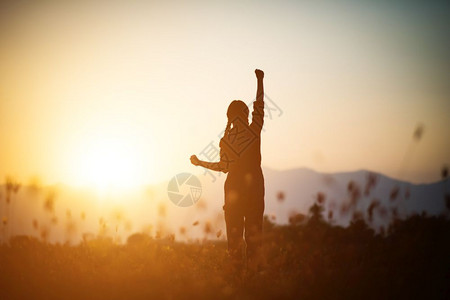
{"left": 0, "top": 1, "right": 448, "bottom": 185}
{"left": 77, "top": 137, "right": 147, "bottom": 194}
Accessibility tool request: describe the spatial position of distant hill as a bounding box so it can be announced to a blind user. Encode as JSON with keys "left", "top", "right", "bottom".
{"left": 0, "top": 168, "right": 448, "bottom": 243}
{"left": 199, "top": 167, "right": 449, "bottom": 229}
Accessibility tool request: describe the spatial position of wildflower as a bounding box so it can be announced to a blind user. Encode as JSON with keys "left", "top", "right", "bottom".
{"left": 196, "top": 200, "right": 207, "bottom": 210}
{"left": 32, "top": 219, "right": 39, "bottom": 229}
{"left": 40, "top": 227, "right": 49, "bottom": 241}
{"left": 413, "top": 123, "right": 424, "bottom": 141}
{"left": 390, "top": 186, "right": 400, "bottom": 201}
{"left": 404, "top": 187, "right": 411, "bottom": 200}
{"left": 168, "top": 234, "right": 175, "bottom": 242}
{"left": 5, "top": 176, "right": 21, "bottom": 195}
{"left": 442, "top": 166, "right": 448, "bottom": 179}
{"left": 391, "top": 207, "right": 399, "bottom": 219}
{"left": 158, "top": 203, "right": 166, "bottom": 217}
{"left": 347, "top": 181, "right": 355, "bottom": 192}
{"left": 44, "top": 191, "right": 56, "bottom": 213}
{"left": 364, "top": 172, "right": 378, "bottom": 196}
{"left": 204, "top": 221, "right": 212, "bottom": 234}
{"left": 179, "top": 226, "right": 186, "bottom": 235}
{"left": 367, "top": 200, "right": 380, "bottom": 223}
{"left": 277, "top": 191, "right": 285, "bottom": 203}
{"left": 289, "top": 211, "right": 306, "bottom": 225}
{"left": 316, "top": 192, "right": 325, "bottom": 204}
{"left": 347, "top": 181, "right": 361, "bottom": 206}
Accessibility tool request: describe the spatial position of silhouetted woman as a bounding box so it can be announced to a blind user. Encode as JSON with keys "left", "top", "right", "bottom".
{"left": 190, "top": 69, "right": 265, "bottom": 270}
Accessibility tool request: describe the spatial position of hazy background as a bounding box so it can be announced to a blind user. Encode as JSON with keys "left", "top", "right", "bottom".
{"left": 1, "top": 0, "right": 449, "bottom": 189}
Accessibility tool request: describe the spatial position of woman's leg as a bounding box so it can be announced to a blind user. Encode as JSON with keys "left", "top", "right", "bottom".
{"left": 244, "top": 203, "right": 264, "bottom": 271}
{"left": 224, "top": 202, "right": 245, "bottom": 267}
{"left": 244, "top": 180, "right": 265, "bottom": 271}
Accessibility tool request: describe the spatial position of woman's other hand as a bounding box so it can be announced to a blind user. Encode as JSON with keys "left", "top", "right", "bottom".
{"left": 255, "top": 69, "right": 264, "bottom": 79}
{"left": 190, "top": 155, "right": 200, "bottom": 166}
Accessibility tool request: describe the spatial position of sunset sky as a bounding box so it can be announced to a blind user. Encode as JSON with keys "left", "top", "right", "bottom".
{"left": 1, "top": 0, "right": 449, "bottom": 188}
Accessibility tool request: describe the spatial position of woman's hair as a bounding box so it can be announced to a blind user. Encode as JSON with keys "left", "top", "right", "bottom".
{"left": 223, "top": 100, "right": 249, "bottom": 138}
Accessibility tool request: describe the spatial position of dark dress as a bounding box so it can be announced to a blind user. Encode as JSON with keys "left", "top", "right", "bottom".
{"left": 219, "top": 98, "right": 265, "bottom": 263}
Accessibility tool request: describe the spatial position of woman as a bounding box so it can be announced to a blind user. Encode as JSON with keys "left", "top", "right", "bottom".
{"left": 190, "top": 69, "right": 265, "bottom": 270}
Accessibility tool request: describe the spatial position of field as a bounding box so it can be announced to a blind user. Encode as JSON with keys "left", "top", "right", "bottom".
{"left": 1, "top": 207, "right": 449, "bottom": 300}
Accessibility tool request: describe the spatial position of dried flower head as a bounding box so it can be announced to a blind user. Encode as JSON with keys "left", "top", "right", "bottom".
{"left": 316, "top": 192, "right": 325, "bottom": 204}
{"left": 158, "top": 203, "right": 166, "bottom": 217}
{"left": 203, "top": 221, "right": 212, "bottom": 234}
{"left": 413, "top": 123, "right": 424, "bottom": 141}
{"left": 390, "top": 186, "right": 400, "bottom": 201}
{"left": 179, "top": 226, "right": 186, "bottom": 235}
{"left": 277, "top": 191, "right": 285, "bottom": 203}
{"left": 442, "top": 166, "right": 449, "bottom": 179}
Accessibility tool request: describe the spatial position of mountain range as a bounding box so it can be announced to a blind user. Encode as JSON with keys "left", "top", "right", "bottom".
{"left": 198, "top": 167, "right": 449, "bottom": 228}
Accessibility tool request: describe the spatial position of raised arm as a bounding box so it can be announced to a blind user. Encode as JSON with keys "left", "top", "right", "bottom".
{"left": 251, "top": 69, "right": 264, "bottom": 130}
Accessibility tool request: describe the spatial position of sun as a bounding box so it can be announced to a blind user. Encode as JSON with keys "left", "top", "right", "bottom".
{"left": 77, "top": 137, "right": 146, "bottom": 193}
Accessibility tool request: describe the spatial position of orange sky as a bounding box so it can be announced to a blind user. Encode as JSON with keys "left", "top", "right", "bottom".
{"left": 1, "top": 0, "right": 449, "bottom": 187}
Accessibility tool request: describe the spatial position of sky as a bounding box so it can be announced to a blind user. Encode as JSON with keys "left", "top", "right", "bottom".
{"left": 0, "top": 0, "right": 449, "bottom": 188}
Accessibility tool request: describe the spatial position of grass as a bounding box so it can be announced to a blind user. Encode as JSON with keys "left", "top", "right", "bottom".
{"left": 1, "top": 211, "right": 449, "bottom": 300}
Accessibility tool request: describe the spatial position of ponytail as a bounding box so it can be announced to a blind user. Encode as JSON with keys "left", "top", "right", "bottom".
{"left": 223, "top": 119, "right": 232, "bottom": 139}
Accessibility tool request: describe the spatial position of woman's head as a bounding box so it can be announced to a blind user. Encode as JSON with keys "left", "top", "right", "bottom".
{"left": 221, "top": 100, "right": 249, "bottom": 142}
{"left": 227, "top": 100, "right": 249, "bottom": 124}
